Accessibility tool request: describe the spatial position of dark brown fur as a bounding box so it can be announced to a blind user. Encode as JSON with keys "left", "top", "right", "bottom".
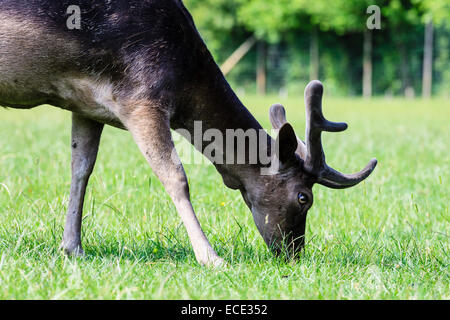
{"left": 0, "top": 0, "right": 377, "bottom": 266}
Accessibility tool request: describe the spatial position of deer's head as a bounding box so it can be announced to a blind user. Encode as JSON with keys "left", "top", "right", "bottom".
{"left": 240, "top": 81, "right": 377, "bottom": 256}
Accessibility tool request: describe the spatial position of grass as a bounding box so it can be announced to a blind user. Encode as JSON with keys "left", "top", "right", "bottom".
{"left": 0, "top": 95, "right": 448, "bottom": 299}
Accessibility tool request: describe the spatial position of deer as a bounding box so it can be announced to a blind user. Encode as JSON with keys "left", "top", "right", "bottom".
{"left": 0, "top": 0, "right": 377, "bottom": 267}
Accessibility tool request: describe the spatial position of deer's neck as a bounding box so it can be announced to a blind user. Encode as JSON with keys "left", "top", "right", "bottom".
{"left": 172, "top": 67, "right": 273, "bottom": 190}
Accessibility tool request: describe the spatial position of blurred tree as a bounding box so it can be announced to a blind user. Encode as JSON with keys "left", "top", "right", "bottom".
{"left": 236, "top": 0, "right": 319, "bottom": 92}
{"left": 236, "top": 0, "right": 302, "bottom": 94}
{"left": 184, "top": 0, "right": 257, "bottom": 89}
{"left": 184, "top": 0, "right": 449, "bottom": 98}
{"left": 302, "top": 0, "right": 389, "bottom": 97}
{"left": 184, "top": 0, "right": 244, "bottom": 60}
{"left": 383, "top": 0, "right": 426, "bottom": 97}
{"left": 414, "top": 0, "right": 450, "bottom": 97}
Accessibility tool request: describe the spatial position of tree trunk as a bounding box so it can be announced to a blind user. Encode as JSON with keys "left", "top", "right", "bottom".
{"left": 220, "top": 36, "right": 257, "bottom": 76}
{"left": 422, "top": 21, "right": 434, "bottom": 98}
{"left": 363, "top": 29, "right": 373, "bottom": 98}
{"left": 257, "top": 41, "right": 267, "bottom": 95}
{"left": 309, "top": 27, "right": 319, "bottom": 81}
{"left": 399, "top": 44, "right": 412, "bottom": 96}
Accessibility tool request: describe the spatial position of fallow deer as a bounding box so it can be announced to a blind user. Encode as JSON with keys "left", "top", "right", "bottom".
{"left": 0, "top": 0, "right": 377, "bottom": 266}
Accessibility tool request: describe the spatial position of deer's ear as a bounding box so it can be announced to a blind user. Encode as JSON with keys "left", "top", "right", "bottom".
{"left": 276, "top": 123, "right": 298, "bottom": 163}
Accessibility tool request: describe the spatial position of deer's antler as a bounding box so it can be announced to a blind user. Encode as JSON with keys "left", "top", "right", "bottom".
{"left": 304, "top": 81, "right": 377, "bottom": 188}
{"left": 269, "top": 81, "right": 377, "bottom": 189}
{"left": 269, "top": 103, "right": 307, "bottom": 160}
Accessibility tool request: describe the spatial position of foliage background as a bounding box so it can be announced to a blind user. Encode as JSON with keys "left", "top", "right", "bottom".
{"left": 185, "top": 0, "right": 449, "bottom": 97}
{"left": 0, "top": 0, "right": 448, "bottom": 300}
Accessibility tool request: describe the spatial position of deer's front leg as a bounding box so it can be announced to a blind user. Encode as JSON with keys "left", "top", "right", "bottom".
{"left": 121, "top": 106, "right": 225, "bottom": 267}
{"left": 61, "top": 114, "right": 104, "bottom": 256}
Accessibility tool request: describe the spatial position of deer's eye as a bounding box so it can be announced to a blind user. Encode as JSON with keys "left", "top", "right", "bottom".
{"left": 298, "top": 193, "right": 308, "bottom": 205}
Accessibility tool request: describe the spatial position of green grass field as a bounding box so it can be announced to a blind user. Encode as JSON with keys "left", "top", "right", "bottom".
{"left": 0, "top": 96, "right": 448, "bottom": 299}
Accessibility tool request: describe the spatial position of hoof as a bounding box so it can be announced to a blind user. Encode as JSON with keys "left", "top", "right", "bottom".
{"left": 198, "top": 255, "right": 228, "bottom": 268}
{"left": 60, "top": 242, "right": 85, "bottom": 257}
{"left": 210, "top": 257, "right": 228, "bottom": 268}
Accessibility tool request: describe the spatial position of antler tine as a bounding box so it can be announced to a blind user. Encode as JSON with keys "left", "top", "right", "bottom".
{"left": 269, "top": 104, "right": 307, "bottom": 159}
{"left": 317, "top": 159, "right": 378, "bottom": 189}
{"left": 304, "top": 81, "right": 347, "bottom": 172}
{"left": 304, "top": 80, "right": 377, "bottom": 188}
{"left": 269, "top": 104, "right": 288, "bottom": 130}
